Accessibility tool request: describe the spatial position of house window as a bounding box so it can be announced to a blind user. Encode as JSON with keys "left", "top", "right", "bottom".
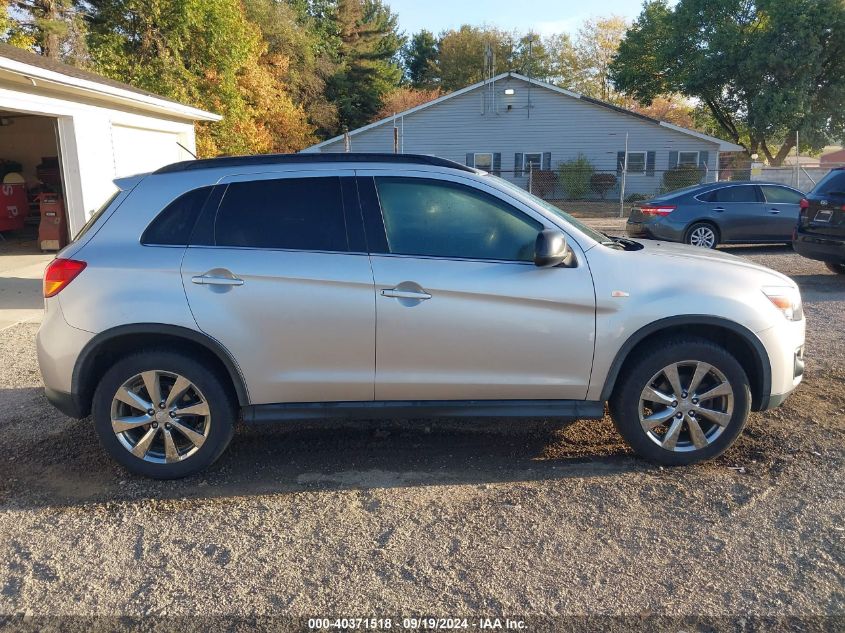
{"left": 523, "top": 153, "right": 543, "bottom": 172}
{"left": 678, "top": 151, "right": 700, "bottom": 167}
{"left": 473, "top": 153, "right": 493, "bottom": 171}
{"left": 626, "top": 152, "right": 646, "bottom": 174}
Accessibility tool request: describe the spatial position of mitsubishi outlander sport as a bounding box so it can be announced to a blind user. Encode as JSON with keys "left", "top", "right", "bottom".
{"left": 37, "top": 154, "right": 806, "bottom": 478}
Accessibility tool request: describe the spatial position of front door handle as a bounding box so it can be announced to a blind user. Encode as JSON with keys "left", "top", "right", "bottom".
{"left": 713, "top": 207, "right": 725, "bottom": 212}
{"left": 192, "top": 273, "right": 244, "bottom": 286}
{"left": 769, "top": 208, "right": 780, "bottom": 214}
{"left": 382, "top": 288, "right": 431, "bottom": 300}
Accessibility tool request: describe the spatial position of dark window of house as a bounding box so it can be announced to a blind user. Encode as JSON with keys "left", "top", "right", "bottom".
{"left": 374, "top": 177, "right": 542, "bottom": 261}
{"left": 214, "top": 177, "right": 348, "bottom": 251}
{"left": 712, "top": 185, "right": 760, "bottom": 203}
{"left": 142, "top": 187, "right": 212, "bottom": 245}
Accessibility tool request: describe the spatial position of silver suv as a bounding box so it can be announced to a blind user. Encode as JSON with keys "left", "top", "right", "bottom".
{"left": 37, "top": 154, "right": 806, "bottom": 478}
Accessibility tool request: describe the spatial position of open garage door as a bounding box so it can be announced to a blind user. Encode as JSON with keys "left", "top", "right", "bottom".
{"left": 111, "top": 124, "right": 184, "bottom": 177}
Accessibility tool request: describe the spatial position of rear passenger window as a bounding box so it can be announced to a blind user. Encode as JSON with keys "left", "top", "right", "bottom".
{"left": 712, "top": 186, "right": 759, "bottom": 203}
{"left": 214, "top": 177, "right": 348, "bottom": 251}
{"left": 142, "top": 187, "right": 212, "bottom": 245}
{"left": 761, "top": 186, "right": 803, "bottom": 204}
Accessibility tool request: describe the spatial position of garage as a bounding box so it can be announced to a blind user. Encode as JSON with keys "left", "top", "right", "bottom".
{"left": 0, "top": 43, "right": 219, "bottom": 252}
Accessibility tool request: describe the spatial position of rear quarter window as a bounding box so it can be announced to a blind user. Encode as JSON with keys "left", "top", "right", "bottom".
{"left": 141, "top": 187, "right": 213, "bottom": 246}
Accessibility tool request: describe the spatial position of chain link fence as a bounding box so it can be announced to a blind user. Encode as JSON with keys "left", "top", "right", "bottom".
{"left": 495, "top": 161, "right": 845, "bottom": 217}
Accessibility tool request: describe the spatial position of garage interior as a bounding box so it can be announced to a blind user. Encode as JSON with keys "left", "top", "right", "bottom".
{"left": 0, "top": 110, "right": 68, "bottom": 253}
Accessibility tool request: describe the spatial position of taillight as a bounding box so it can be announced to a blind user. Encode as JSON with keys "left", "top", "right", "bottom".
{"left": 799, "top": 198, "right": 810, "bottom": 210}
{"left": 641, "top": 205, "right": 676, "bottom": 216}
{"left": 43, "top": 258, "right": 87, "bottom": 298}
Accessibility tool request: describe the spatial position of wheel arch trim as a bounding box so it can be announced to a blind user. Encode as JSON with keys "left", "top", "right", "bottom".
{"left": 599, "top": 315, "right": 772, "bottom": 410}
{"left": 72, "top": 323, "right": 250, "bottom": 415}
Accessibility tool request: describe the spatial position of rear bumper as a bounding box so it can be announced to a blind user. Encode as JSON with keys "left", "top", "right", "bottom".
{"left": 793, "top": 231, "right": 845, "bottom": 264}
{"left": 625, "top": 219, "right": 685, "bottom": 242}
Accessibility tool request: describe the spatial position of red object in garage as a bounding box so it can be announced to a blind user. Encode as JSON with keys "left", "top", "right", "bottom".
{"left": 0, "top": 182, "right": 28, "bottom": 232}
{"left": 38, "top": 193, "right": 68, "bottom": 251}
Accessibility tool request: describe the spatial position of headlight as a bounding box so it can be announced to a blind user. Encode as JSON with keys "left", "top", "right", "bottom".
{"left": 762, "top": 286, "right": 803, "bottom": 321}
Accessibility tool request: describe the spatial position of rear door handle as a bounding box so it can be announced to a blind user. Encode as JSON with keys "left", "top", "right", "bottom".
{"left": 713, "top": 207, "right": 725, "bottom": 212}
{"left": 191, "top": 273, "right": 244, "bottom": 286}
{"left": 769, "top": 208, "right": 780, "bottom": 214}
{"left": 381, "top": 288, "right": 431, "bottom": 300}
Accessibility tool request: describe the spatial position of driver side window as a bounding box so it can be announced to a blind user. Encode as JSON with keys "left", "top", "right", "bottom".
{"left": 374, "top": 177, "right": 542, "bottom": 262}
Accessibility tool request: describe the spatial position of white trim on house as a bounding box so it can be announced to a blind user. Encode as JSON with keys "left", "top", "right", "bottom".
{"left": 626, "top": 151, "right": 647, "bottom": 174}
{"left": 472, "top": 152, "right": 494, "bottom": 169}
{"left": 522, "top": 152, "right": 543, "bottom": 172}
{"left": 304, "top": 71, "right": 744, "bottom": 153}
{"left": 0, "top": 56, "right": 220, "bottom": 122}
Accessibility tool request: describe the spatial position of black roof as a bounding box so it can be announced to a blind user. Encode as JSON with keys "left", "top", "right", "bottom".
{"left": 154, "top": 152, "right": 477, "bottom": 174}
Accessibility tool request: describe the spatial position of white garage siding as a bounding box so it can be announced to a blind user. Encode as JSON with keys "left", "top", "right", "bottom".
{"left": 0, "top": 43, "right": 219, "bottom": 237}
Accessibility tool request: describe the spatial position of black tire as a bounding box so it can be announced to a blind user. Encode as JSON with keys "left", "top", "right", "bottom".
{"left": 824, "top": 261, "right": 845, "bottom": 275}
{"left": 92, "top": 349, "right": 237, "bottom": 479}
{"left": 609, "top": 337, "right": 751, "bottom": 466}
{"left": 685, "top": 222, "right": 720, "bottom": 249}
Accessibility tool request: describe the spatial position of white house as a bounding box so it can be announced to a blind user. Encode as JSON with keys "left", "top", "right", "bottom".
{"left": 304, "top": 72, "right": 743, "bottom": 200}
{"left": 0, "top": 43, "right": 220, "bottom": 238}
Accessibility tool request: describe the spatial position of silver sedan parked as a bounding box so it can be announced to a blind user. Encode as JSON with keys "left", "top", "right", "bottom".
{"left": 626, "top": 181, "right": 804, "bottom": 248}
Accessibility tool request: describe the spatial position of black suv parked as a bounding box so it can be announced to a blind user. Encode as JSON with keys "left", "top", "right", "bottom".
{"left": 794, "top": 167, "right": 845, "bottom": 274}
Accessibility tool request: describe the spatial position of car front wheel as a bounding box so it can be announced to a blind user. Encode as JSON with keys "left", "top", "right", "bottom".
{"left": 609, "top": 338, "right": 751, "bottom": 466}
{"left": 92, "top": 350, "right": 237, "bottom": 479}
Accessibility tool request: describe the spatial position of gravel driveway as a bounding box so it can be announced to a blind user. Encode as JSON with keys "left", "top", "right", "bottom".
{"left": 0, "top": 241, "right": 843, "bottom": 631}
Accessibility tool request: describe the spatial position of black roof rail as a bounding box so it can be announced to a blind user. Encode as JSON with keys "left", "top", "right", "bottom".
{"left": 153, "top": 152, "right": 477, "bottom": 174}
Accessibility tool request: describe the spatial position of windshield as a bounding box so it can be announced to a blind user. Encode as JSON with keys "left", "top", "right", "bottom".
{"left": 485, "top": 174, "right": 609, "bottom": 244}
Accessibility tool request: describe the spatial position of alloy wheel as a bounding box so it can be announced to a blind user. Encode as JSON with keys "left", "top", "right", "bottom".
{"left": 110, "top": 370, "right": 211, "bottom": 463}
{"left": 638, "top": 361, "right": 734, "bottom": 452}
{"left": 688, "top": 226, "right": 716, "bottom": 248}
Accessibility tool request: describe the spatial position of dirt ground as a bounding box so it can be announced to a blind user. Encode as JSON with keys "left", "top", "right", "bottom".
{"left": 0, "top": 241, "right": 843, "bottom": 631}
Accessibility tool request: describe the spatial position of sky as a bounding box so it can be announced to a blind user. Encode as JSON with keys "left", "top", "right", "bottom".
{"left": 385, "top": 0, "right": 648, "bottom": 37}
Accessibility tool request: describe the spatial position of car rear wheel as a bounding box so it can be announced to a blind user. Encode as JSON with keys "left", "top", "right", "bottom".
{"left": 609, "top": 338, "right": 751, "bottom": 466}
{"left": 685, "top": 223, "right": 719, "bottom": 249}
{"left": 92, "top": 350, "right": 237, "bottom": 479}
{"left": 824, "top": 262, "right": 845, "bottom": 275}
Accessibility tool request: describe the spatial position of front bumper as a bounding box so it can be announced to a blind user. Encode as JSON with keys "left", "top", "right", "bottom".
{"left": 756, "top": 316, "right": 806, "bottom": 410}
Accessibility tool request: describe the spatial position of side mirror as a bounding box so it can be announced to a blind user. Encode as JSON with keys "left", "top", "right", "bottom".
{"left": 534, "top": 229, "right": 573, "bottom": 268}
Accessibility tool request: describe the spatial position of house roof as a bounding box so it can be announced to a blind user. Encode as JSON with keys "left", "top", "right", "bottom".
{"left": 304, "top": 72, "right": 743, "bottom": 153}
{"left": 0, "top": 43, "right": 220, "bottom": 122}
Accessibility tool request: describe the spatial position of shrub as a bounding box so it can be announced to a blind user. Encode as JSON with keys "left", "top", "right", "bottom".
{"left": 558, "top": 154, "right": 594, "bottom": 200}
{"left": 531, "top": 170, "right": 557, "bottom": 198}
{"left": 662, "top": 164, "right": 704, "bottom": 192}
{"left": 625, "top": 192, "right": 649, "bottom": 203}
{"left": 590, "top": 172, "right": 617, "bottom": 199}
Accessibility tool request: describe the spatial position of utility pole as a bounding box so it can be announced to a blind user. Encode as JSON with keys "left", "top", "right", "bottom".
{"left": 619, "top": 132, "right": 629, "bottom": 218}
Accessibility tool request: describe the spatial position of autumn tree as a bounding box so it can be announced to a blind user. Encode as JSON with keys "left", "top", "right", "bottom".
{"left": 85, "top": 0, "right": 314, "bottom": 156}
{"left": 435, "top": 25, "right": 514, "bottom": 91}
{"left": 610, "top": 0, "right": 845, "bottom": 164}
{"left": 373, "top": 86, "right": 441, "bottom": 120}
{"left": 572, "top": 15, "right": 628, "bottom": 103}
{"left": 243, "top": 0, "right": 338, "bottom": 136}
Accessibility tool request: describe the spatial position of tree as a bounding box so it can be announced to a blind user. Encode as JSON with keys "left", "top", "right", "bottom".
{"left": 630, "top": 95, "right": 696, "bottom": 128}
{"left": 86, "top": 0, "right": 314, "bottom": 156}
{"left": 403, "top": 29, "right": 438, "bottom": 88}
{"left": 573, "top": 15, "right": 629, "bottom": 103}
{"left": 544, "top": 33, "right": 581, "bottom": 88}
{"left": 435, "top": 25, "right": 514, "bottom": 91}
{"left": 325, "top": 0, "right": 405, "bottom": 132}
{"left": 243, "top": 0, "right": 338, "bottom": 136}
{"left": 610, "top": 0, "right": 845, "bottom": 165}
{"left": 2, "top": 0, "right": 87, "bottom": 62}
{"left": 510, "top": 32, "right": 554, "bottom": 81}
{"left": 373, "top": 86, "right": 441, "bottom": 120}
